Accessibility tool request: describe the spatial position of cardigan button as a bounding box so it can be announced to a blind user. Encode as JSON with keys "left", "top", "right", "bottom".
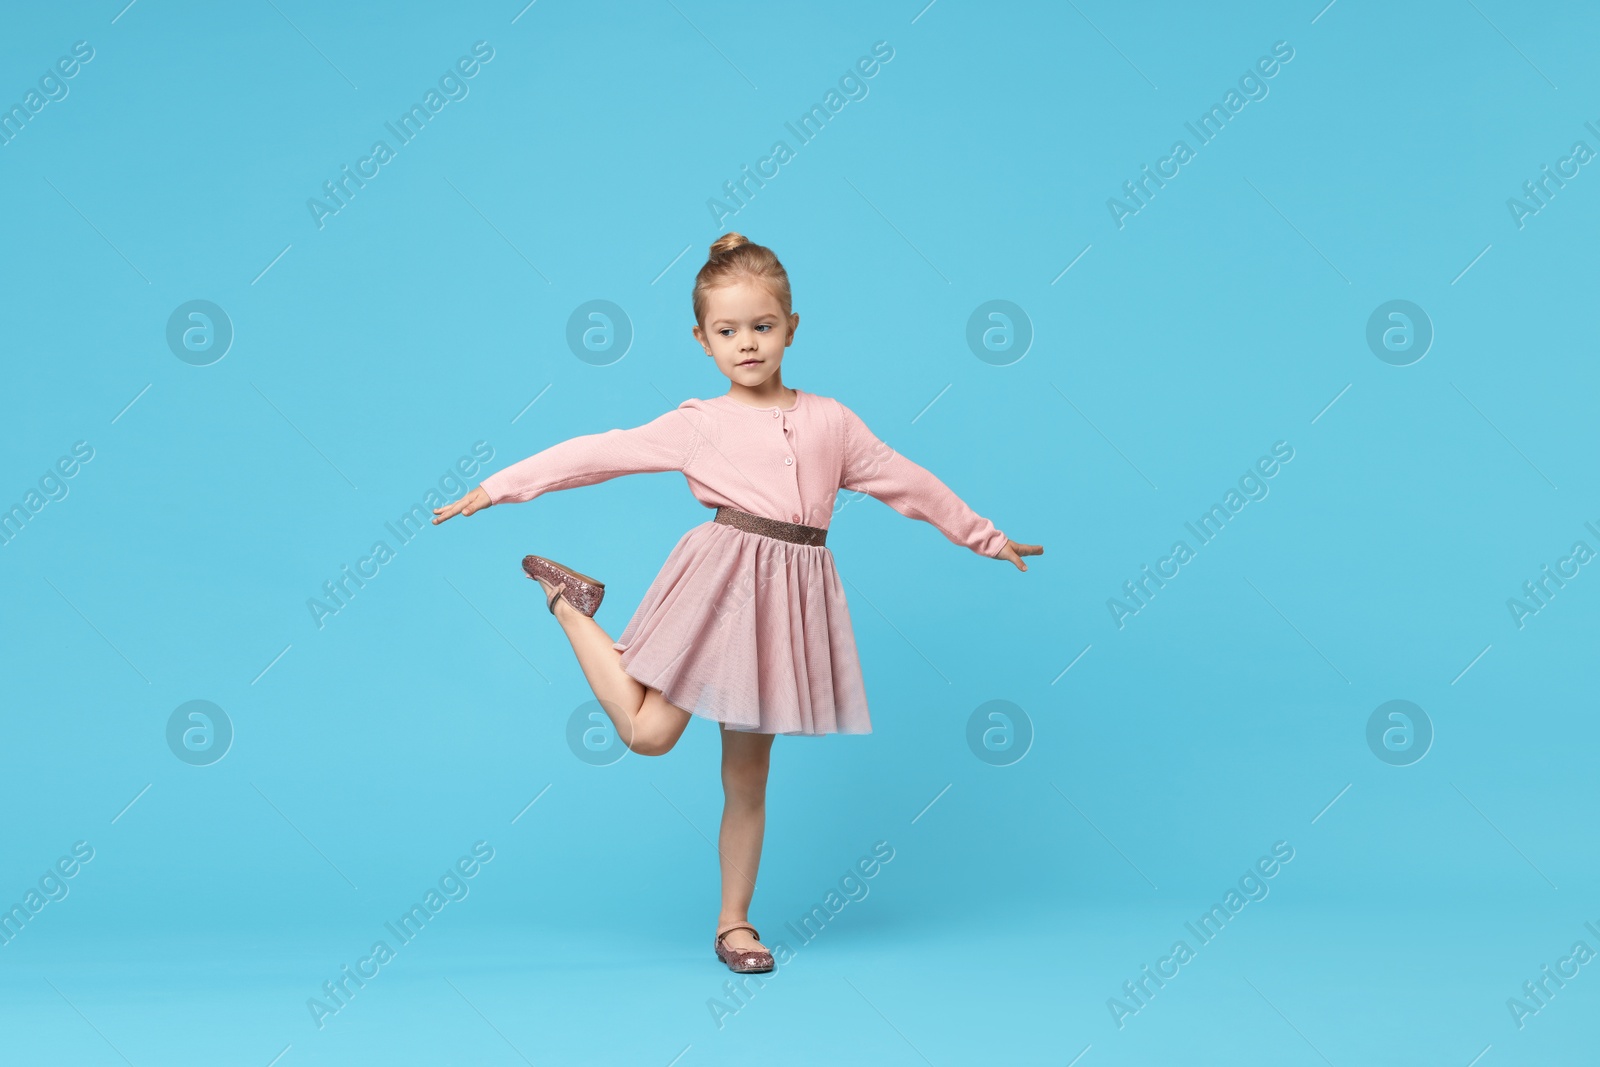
{"left": 791, "top": 513, "right": 801, "bottom": 522}
{"left": 784, "top": 456, "right": 793, "bottom": 465}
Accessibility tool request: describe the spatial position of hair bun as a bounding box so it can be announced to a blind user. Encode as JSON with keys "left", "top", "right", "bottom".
{"left": 692, "top": 233, "right": 791, "bottom": 327}
{"left": 710, "top": 232, "right": 748, "bottom": 257}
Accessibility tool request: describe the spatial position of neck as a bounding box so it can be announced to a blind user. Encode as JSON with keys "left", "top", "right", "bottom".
{"left": 726, "top": 380, "right": 794, "bottom": 407}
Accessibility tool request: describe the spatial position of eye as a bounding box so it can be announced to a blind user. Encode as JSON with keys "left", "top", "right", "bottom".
{"left": 719, "top": 328, "right": 735, "bottom": 337}
{"left": 755, "top": 324, "right": 771, "bottom": 332}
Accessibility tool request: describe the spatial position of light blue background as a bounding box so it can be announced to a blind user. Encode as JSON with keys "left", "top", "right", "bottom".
{"left": 2, "top": 1, "right": 1597, "bottom": 1064}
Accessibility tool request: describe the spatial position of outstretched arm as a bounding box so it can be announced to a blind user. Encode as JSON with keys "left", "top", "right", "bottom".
{"left": 433, "top": 405, "right": 703, "bottom": 524}
{"left": 838, "top": 403, "right": 1040, "bottom": 568}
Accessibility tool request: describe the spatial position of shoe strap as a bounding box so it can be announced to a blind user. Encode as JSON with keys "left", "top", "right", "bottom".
{"left": 717, "top": 922, "right": 760, "bottom": 942}
{"left": 543, "top": 580, "right": 566, "bottom": 615}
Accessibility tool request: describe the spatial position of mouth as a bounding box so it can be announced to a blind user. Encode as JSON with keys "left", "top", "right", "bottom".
{"left": 736, "top": 359, "right": 763, "bottom": 367}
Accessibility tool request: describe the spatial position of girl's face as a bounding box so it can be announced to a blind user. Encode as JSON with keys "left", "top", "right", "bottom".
{"left": 692, "top": 278, "right": 799, "bottom": 388}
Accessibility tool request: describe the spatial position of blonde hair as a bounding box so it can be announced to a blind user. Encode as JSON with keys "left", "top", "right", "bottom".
{"left": 692, "top": 232, "right": 792, "bottom": 327}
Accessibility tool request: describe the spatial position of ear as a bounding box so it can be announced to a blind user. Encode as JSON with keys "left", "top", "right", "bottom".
{"left": 691, "top": 323, "right": 711, "bottom": 355}
{"left": 785, "top": 312, "right": 800, "bottom": 346}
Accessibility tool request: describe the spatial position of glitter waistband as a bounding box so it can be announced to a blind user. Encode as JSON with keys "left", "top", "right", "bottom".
{"left": 712, "top": 507, "right": 828, "bottom": 547}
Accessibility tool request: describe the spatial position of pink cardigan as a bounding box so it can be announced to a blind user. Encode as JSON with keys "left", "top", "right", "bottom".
{"left": 478, "top": 388, "right": 1008, "bottom": 557}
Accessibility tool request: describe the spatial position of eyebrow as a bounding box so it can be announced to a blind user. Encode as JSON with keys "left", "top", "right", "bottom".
{"left": 710, "top": 316, "right": 775, "bottom": 326}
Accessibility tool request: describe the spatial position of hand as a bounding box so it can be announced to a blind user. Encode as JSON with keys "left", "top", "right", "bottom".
{"left": 433, "top": 485, "right": 492, "bottom": 524}
{"left": 996, "top": 539, "right": 1042, "bottom": 571}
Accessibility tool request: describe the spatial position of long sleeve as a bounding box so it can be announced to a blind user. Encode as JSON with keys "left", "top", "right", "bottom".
{"left": 479, "top": 405, "right": 703, "bottom": 505}
{"left": 837, "top": 402, "right": 1008, "bottom": 558}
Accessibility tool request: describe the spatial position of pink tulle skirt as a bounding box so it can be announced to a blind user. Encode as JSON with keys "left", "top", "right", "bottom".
{"left": 612, "top": 518, "right": 871, "bottom": 735}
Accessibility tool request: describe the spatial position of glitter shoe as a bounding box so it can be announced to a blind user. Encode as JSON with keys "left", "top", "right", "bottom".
{"left": 714, "top": 923, "right": 774, "bottom": 974}
{"left": 521, "top": 555, "right": 605, "bottom": 618}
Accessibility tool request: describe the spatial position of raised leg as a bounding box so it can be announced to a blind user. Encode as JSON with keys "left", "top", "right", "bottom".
{"left": 536, "top": 577, "right": 693, "bottom": 757}
{"left": 716, "top": 723, "right": 775, "bottom": 954}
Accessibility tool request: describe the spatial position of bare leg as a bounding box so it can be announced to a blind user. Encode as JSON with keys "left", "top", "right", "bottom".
{"left": 716, "top": 724, "right": 775, "bottom": 954}
{"left": 535, "top": 577, "right": 693, "bottom": 757}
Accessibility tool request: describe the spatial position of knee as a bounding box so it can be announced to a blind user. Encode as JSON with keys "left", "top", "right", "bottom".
{"left": 721, "top": 763, "right": 770, "bottom": 797}
{"left": 628, "top": 733, "right": 676, "bottom": 758}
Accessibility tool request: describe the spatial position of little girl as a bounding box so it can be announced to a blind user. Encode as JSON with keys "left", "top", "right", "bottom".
{"left": 434, "top": 233, "right": 1041, "bottom": 973}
